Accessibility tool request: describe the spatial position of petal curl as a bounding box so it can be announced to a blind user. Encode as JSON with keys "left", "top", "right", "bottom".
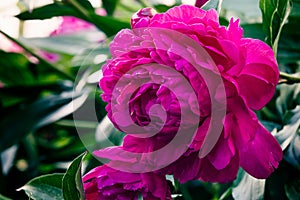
{"left": 237, "top": 38, "right": 279, "bottom": 109}
{"left": 229, "top": 97, "right": 283, "bottom": 179}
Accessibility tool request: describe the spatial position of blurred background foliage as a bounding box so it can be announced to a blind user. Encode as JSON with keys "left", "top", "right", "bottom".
{"left": 0, "top": 0, "right": 299, "bottom": 199}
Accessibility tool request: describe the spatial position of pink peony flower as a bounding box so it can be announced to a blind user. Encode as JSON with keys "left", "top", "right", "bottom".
{"left": 83, "top": 165, "right": 172, "bottom": 200}
{"left": 50, "top": 16, "right": 97, "bottom": 36}
{"left": 50, "top": 8, "right": 106, "bottom": 36}
{"left": 97, "top": 5, "right": 282, "bottom": 183}
{"left": 0, "top": 33, "right": 23, "bottom": 53}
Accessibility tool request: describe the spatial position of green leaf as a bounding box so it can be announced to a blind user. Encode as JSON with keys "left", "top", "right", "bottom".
{"left": 0, "top": 81, "right": 73, "bottom": 108}
{"left": 0, "top": 90, "right": 89, "bottom": 152}
{"left": 259, "top": 0, "right": 292, "bottom": 55}
{"left": 232, "top": 170, "right": 265, "bottom": 200}
{"left": 17, "top": 3, "right": 78, "bottom": 20}
{"left": 274, "top": 106, "right": 300, "bottom": 150}
{"left": 277, "top": 16, "right": 300, "bottom": 64}
{"left": 16, "top": 2, "right": 130, "bottom": 37}
{"left": 18, "top": 173, "right": 64, "bottom": 200}
{"left": 89, "top": 14, "right": 130, "bottom": 37}
{"left": 16, "top": 1, "right": 93, "bottom": 20}
{"left": 102, "top": 0, "right": 119, "bottom": 16}
{"left": 20, "top": 30, "right": 104, "bottom": 55}
{"left": 0, "top": 51, "right": 34, "bottom": 86}
{"left": 276, "top": 84, "right": 300, "bottom": 117}
{"left": 62, "top": 152, "right": 86, "bottom": 200}
{"left": 68, "top": 0, "right": 94, "bottom": 11}
{"left": 0, "top": 194, "right": 12, "bottom": 200}
{"left": 153, "top": 4, "right": 179, "bottom": 12}
{"left": 241, "top": 23, "right": 266, "bottom": 40}
{"left": 285, "top": 133, "right": 300, "bottom": 169}
{"left": 202, "top": 0, "right": 223, "bottom": 13}
{"left": 0, "top": 81, "right": 72, "bottom": 99}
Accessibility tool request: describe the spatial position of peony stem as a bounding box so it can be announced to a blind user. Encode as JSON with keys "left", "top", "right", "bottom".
{"left": 67, "top": 0, "right": 92, "bottom": 20}
{"left": 279, "top": 72, "right": 300, "bottom": 84}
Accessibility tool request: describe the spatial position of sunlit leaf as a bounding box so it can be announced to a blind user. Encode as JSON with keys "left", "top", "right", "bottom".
{"left": 0, "top": 145, "right": 18, "bottom": 175}
{"left": 285, "top": 133, "right": 300, "bottom": 169}
{"left": 20, "top": 31, "right": 105, "bottom": 55}
{"left": 232, "top": 170, "right": 265, "bottom": 200}
{"left": 202, "top": 0, "right": 223, "bottom": 13}
{"left": 18, "top": 174, "right": 64, "bottom": 200}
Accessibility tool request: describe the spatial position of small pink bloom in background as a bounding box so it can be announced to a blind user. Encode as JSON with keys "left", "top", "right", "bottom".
{"left": 51, "top": 8, "right": 106, "bottom": 36}
{"left": 0, "top": 32, "right": 59, "bottom": 63}
{"left": 38, "top": 51, "right": 60, "bottom": 63}
{"left": 1, "top": 8, "right": 106, "bottom": 63}
{"left": 50, "top": 17, "right": 96, "bottom": 36}
{"left": 83, "top": 165, "right": 172, "bottom": 200}
{"left": 0, "top": 33, "right": 23, "bottom": 53}
{"left": 98, "top": 4, "right": 282, "bottom": 183}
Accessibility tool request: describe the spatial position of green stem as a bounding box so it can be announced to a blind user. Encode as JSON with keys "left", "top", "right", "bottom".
{"left": 67, "top": 0, "right": 91, "bottom": 20}
{"left": 0, "top": 30, "right": 74, "bottom": 81}
{"left": 219, "top": 187, "right": 232, "bottom": 200}
{"left": 279, "top": 72, "right": 300, "bottom": 84}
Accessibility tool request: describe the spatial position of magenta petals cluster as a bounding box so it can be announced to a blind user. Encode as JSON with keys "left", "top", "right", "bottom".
{"left": 83, "top": 4, "right": 283, "bottom": 199}
{"left": 83, "top": 165, "right": 171, "bottom": 200}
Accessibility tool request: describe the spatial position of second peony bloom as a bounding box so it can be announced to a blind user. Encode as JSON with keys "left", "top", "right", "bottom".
{"left": 95, "top": 5, "right": 282, "bottom": 184}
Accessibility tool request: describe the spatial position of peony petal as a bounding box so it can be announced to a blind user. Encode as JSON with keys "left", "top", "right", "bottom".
{"left": 237, "top": 38, "right": 279, "bottom": 109}
{"left": 207, "top": 136, "right": 235, "bottom": 170}
{"left": 239, "top": 123, "right": 283, "bottom": 179}
{"left": 241, "top": 38, "right": 278, "bottom": 67}
{"left": 83, "top": 165, "right": 171, "bottom": 200}
{"left": 199, "top": 152, "right": 239, "bottom": 183}
{"left": 165, "top": 150, "right": 239, "bottom": 183}
{"left": 236, "top": 74, "right": 277, "bottom": 110}
{"left": 229, "top": 97, "right": 283, "bottom": 178}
